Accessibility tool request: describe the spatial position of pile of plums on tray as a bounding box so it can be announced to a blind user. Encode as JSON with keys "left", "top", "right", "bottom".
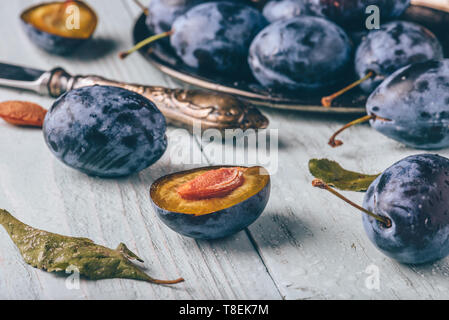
{"left": 122, "top": 0, "right": 446, "bottom": 100}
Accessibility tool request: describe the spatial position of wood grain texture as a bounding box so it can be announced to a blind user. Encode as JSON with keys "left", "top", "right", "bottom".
{"left": 1, "top": 0, "right": 449, "bottom": 300}
{"left": 197, "top": 107, "right": 449, "bottom": 299}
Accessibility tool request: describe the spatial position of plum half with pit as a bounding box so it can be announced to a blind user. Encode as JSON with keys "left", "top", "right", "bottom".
{"left": 20, "top": 1, "right": 97, "bottom": 55}
{"left": 355, "top": 21, "right": 444, "bottom": 93}
{"left": 170, "top": 1, "right": 268, "bottom": 75}
{"left": 150, "top": 166, "right": 270, "bottom": 239}
{"left": 43, "top": 86, "right": 167, "bottom": 178}
{"left": 305, "top": 0, "right": 411, "bottom": 28}
{"left": 362, "top": 154, "right": 449, "bottom": 264}
{"left": 248, "top": 16, "right": 352, "bottom": 91}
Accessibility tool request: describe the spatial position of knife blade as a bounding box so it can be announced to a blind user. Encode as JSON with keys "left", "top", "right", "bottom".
{"left": 0, "top": 62, "right": 53, "bottom": 95}
{"left": 0, "top": 62, "right": 268, "bottom": 131}
{"left": 0, "top": 62, "right": 45, "bottom": 81}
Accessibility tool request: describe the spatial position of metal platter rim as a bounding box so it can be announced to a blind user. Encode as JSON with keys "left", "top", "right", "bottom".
{"left": 149, "top": 59, "right": 366, "bottom": 114}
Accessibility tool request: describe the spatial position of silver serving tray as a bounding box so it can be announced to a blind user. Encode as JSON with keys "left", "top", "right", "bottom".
{"left": 133, "top": 3, "right": 449, "bottom": 114}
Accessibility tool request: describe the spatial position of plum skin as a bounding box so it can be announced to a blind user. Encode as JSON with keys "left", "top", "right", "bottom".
{"left": 21, "top": 20, "right": 90, "bottom": 55}
{"left": 170, "top": 1, "right": 268, "bottom": 75}
{"left": 262, "top": 0, "right": 310, "bottom": 23}
{"left": 145, "top": 0, "right": 252, "bottom": 35}
{"left": 248, "top": 16, "right": 352, "bottom": 91}
{"left": 355, "top": 21, "right": 444, "bottom": 93}
{"left": 145, "top": 0, "right": 207, "bottom": 34}
{"left": 367, "top": 60, "right": 449, "bottom": 150}
{"left": 43, "top": 86, "right": 167, "bottom": 178}
{"left": 362, "top": 154, "right": 449, "bottom": 264}
{"left": 150, "top": 168, "right": 271, "bottom": 240}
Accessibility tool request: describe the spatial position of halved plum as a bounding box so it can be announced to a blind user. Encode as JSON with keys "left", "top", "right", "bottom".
{"left": 20, "top": 1, "right": 97, "bottom": 55}
{"left": 150, "top": 166, "right": 270, "bottom": 239}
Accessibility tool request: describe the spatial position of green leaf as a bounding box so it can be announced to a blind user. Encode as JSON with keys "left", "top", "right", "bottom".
{"left": 0, "top": 209, "right": 183, "bottom": 285}
{"left": 309, "top": 159, "right": 380, "bottom": 192}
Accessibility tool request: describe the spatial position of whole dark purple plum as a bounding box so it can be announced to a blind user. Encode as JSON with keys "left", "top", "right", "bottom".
{"left": 43, "top": 86, "right": 167, "bottom": 178}
{"left": 248, "top": 16, "right": 352, "bottom": 91}
{"left": 356, "top": 21, "right": 444, "bottom": 93}
{"left": 363, "top": 154, "right": 449, "bottom": 264}
{"left": 262, "top": 0, "right": 312, "bottom": 22}
{"left": 305, "top": 0, "right": 410, "bottom": 28}
{"left": 145, "top": 0, "right": 208, "bottom": 34}
{"left": 170, "top": 1, "right": 268, "bottom": 75}
{"left": 367, "top": 60, "right": 449, "bottom": 149}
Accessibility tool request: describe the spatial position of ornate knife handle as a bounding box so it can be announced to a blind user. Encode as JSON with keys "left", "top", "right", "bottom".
{"left": 47, "top": 68, "right": 268, "bottom": 132}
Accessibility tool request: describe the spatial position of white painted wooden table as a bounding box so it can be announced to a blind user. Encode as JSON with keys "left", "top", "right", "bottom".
{"left": 1, "top": 0, "right": 449, "bottom": 300}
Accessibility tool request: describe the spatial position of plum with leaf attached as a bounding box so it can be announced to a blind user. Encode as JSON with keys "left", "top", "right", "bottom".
{"left": 313, "top": 154, "right": 449, "bottom": 264}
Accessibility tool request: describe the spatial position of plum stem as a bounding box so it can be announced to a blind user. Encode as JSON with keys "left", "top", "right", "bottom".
{"left": 119, "top": 30, "right": 174, "bottom": 59}
{"left": 322, "top": 71, "right": 374, "bottom": 108}
{"left": 132, "top": 0, "right": 149, "bottom": 15}
{"left": 150, "top": 277, "right": 185, "bottom": 285}
{"left": 312, "top": 179, "right": 392, "bottom": 227}
{"left": 328, "top": 114, "right": 375, "bottom": 148}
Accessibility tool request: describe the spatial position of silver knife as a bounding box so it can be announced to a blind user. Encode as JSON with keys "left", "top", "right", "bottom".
{"left": 0, "top": 62, "right": 268, "bottom": 131}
